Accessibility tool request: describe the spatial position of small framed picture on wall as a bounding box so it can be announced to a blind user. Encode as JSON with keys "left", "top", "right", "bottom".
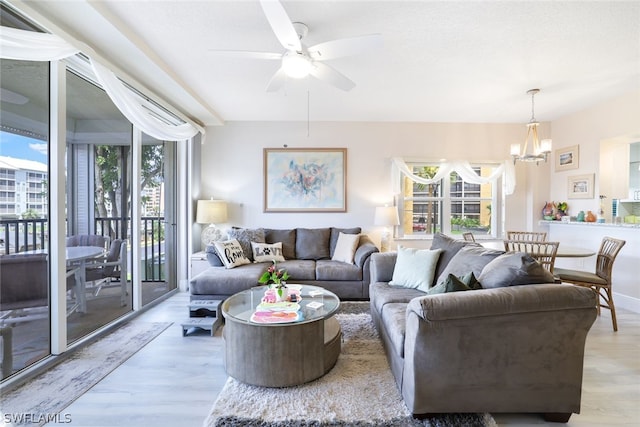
{"left": 555, "top": 145, "right": 579, "bottom": 171}
{"left": 568, "top": 173, "right": 594, "bottom": 199}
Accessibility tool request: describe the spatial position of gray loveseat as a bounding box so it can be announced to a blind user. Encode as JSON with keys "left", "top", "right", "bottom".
{"left": 190, "top": 227, "right": 379, "bottom": 301}
{"left": 369, "top": 233, "right": 597, "bottom": 422}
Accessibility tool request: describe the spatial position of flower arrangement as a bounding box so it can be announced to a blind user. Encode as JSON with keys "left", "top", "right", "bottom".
{"left": 258, "top": 260, "right": 290, "bottom": 288}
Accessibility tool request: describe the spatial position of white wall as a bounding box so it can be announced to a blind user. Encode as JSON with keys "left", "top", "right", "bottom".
{"left": 199, "top": 121, "right": 550, "bottom": 249}
{"left": 549, "top": 90, "right": 640, "bottom": 213}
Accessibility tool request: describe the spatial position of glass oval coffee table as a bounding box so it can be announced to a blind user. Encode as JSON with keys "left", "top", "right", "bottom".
{"left": 221, "top": 284, "right": 341, "bottom": 387}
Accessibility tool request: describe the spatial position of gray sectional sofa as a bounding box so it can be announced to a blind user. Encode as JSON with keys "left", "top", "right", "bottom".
{"left": 369, "top": 233, "right": 598, "bottom": 422}
{"left": 190, "top": 227, "right": 379, "bottom": 301}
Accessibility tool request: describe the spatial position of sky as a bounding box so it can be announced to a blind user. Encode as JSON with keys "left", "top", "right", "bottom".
{"left": 0, "top": 131, "right": 48, "bottom": 163}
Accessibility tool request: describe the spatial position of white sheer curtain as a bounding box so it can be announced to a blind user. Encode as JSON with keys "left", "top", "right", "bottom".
{"left": 392, "top": 157, "right": 516, "bottom": 195}
{"left": 0, "top": 25, "right": 202, "bottom": 141}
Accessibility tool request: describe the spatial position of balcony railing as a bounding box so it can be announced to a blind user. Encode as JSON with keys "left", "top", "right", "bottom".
{"left": 0, "top": 216, "right": 165, "bottom": 282}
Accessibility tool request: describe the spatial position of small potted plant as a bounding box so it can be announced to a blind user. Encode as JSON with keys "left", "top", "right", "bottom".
{"left": 258, "top": 260, "right": 290, "bottom": 301}
{"left": 556, "top": 201, "right": 568, "bottom": 219}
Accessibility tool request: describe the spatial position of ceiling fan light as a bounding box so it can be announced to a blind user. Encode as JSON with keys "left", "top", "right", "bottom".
{"left": 282, "top": 51, "right": 311, "bottom": 78}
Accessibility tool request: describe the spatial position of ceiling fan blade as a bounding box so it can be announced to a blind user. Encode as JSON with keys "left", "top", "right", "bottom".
{"left": 309, "top": 62, "right": 355, "bottom": 91}
{"left": 266, "top": 67, "right": 289, "bottom": 92}
{"left": 308, "top": 34, "right": 383, "bottom": 60}
{"left": 208, "top": 50, "right": 282, "bottom": 60}
{"left": 259, "top": 0, "right": 301, "bottom": 51}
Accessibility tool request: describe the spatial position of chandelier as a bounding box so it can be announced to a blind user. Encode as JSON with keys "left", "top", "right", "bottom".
{"left": 510, "top": 88, "right": 552, "bottom": 164}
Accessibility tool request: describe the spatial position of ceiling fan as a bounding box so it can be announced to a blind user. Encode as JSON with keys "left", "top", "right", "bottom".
{"left": 210, "top": 0, "right": 383, "bottom": 92}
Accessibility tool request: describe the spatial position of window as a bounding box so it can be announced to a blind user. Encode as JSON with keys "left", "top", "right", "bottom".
{"left": 398, "top": 162, "right": 501, "bottom": 239}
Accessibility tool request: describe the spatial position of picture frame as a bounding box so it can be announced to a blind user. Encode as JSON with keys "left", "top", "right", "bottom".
{"left": 555, "top": 145, "right": 579, "bottom": 171}
{"left": 568, "top": 173, "right": 594, "bottom": 199}
{"left": 264, "top": 148, "right": 347, "bottom": 212}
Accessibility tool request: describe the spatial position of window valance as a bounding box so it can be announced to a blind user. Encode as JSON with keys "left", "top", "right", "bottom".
{"left": 0, "top": 25, "right": 202, "bottom": 141}
{"left": 392, "top": 157, "right": 516, "bottom": 195}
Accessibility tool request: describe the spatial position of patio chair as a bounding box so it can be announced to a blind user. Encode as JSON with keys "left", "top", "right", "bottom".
{"left": 66, "top": 234, "right": 110, "bottom": 250}
{"left": 554, "top": 237, "right": 626, "bottom": 331}
{"left": 84, "top": 239, "right": 128, "bottom": 306}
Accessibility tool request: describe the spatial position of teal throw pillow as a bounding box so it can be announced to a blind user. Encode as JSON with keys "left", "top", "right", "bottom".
{"left": 427, "top": 273, "right": 473, "bottom": 295}
{"left": 390, "top": 247, "right": 442, "bottom": 292}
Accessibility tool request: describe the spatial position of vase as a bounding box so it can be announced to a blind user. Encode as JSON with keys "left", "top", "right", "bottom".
{"left": 542, "top": 202, "right": 556, "bottom": 220}
{"left": 585, "top": 210, "right": 596, "bottom": 222}
{"left": 576, "top": 210, "right": 585, "bottom": 222}
{"left": 273, "top": 284, "right": 287, "bottom": 302}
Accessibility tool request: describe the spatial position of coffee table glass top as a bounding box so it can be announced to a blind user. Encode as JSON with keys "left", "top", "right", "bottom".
{"left": 222, "top": 285, "right": 340, "bottom": 326}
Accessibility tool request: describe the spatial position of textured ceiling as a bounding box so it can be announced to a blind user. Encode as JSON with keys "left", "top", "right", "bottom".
{"left": 12, "top": 0, "right": 640, "bottom": 126}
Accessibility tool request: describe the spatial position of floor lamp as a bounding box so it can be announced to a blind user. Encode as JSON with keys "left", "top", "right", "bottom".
{"left": 196, "top": 199, "right": 228, "bottom": 248}
{"left": 374, "top": 206, "right": 399, "bottom": 252}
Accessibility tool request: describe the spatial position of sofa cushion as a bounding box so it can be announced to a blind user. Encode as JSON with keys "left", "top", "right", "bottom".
{"left": 380, "top": 302, "right": 408, "bottom": 358}
{"left": 316, "top": 260, "right": 362, "bottom": 281}
{"left": 370, "top": 282, "right": 424, "bottom": 316}
{"left": 228, "top": 228, "right": 265, "bottom": 262}
{"left": 205, "top": 244, "right": 223, "bottom": 267}
{"left": 430, "top": 233, "right": 479, "bottom": 286}
{"left": 296, "top": 228, "right": 331, "bottom": 260}
{"left": 434, "top": 245, "right": 503, "bottom": 286}
{"left": 332, "top": 232, "right": 360, "bottom": 264}
{"left": 214, "top": 239, "right": 251, "bottom": 269}
{"left": 330, "top": 227, "right": 361, "bottom": 257}
{"left": 427, "top": 273, "right": 474, "bottom": 295}
{"left": 264, "top": 228, "right": 296, "bottom": 259}
{"left": 278, "top": 260, "right": 316, "bottom": 281}
{"left": 251, "top": 241, "right": 285, "bottom": 263}
{"left": 389, "top": 247, "right": 442, "bottom": 292}
{"left": 189, "top": 263, "right": 266, "bottom": 296}
{"left": 478, "top": 252, "right": 556, "bottom": 289}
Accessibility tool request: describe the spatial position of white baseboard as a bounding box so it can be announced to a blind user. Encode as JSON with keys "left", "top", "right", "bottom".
{"left": 613, "top": 292, "right": 640, "bottom": 314}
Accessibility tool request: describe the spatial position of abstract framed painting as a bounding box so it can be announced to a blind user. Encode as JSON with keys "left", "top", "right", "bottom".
{"left": 555, "top": 145, "right": 579, "bottom": 171}
{"left": 264, "top": 148, "right": 347, "bottom": 212}
{"left": 568, "top": 173, "right": 594, "bottom": 199}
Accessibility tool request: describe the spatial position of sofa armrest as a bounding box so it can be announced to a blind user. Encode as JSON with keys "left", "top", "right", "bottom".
{"left": 354, "top": 235, "right": 379, "bottom": 268}
{"left": 406, "top": 283, "right": 596, "bottom": 322}
{"left": 370, "top": 252, "right": 397, "bottom": 283}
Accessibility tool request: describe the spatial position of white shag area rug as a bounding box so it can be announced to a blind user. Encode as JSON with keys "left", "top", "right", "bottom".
{"left": 1, "top": 321, "right": 171, "bottom": 426}
{"left": 203, "top": 312, "right": 496, "bottom": 427}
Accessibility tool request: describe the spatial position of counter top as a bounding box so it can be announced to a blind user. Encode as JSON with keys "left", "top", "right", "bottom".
{"left": 539, "top": 220, "right": 640, "bottom": 229}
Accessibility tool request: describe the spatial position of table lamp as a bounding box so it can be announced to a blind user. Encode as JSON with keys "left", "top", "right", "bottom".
{"left": 374, "top": 206, "right": 399, "bottom": 252}
{"left": 196, "top": 199, "right": 228, "bottom": 247}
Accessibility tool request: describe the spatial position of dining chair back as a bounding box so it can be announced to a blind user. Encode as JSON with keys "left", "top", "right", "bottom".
{"left": 506, "top": 231, "right": 547, "bottom": 242}
{"left": 462, "top": 232, "right": 475, "bottom": 242}
{"left": 554, "top": 237, "right": 626, "bottom": 331}
{"left": 503, "top": 240, "right": 560, "bottom": 273}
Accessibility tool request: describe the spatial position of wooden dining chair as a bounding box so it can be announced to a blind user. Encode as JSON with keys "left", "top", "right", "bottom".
{"left": 506, "top": 231, "right": 547, "bottom": 242}
{"left": 554, "top": 237, "right": 626, "bottom": 331}
{"left": 503, "top": 240, "right": 560, "bottom": 274}
{"left": 462, "top": 232, "right": 475, "bottom": 242}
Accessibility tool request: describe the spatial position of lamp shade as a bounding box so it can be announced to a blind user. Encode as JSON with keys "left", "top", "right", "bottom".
{"left": 196, "top": 200, "right": 228, "bottom": 224}
{"left": 374, "top": 206, "right": 400, "bottom": 226}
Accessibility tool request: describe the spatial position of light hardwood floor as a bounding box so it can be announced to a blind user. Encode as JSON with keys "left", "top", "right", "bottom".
{"left": 42, "top": 291, "right": 639, "bottom": 427}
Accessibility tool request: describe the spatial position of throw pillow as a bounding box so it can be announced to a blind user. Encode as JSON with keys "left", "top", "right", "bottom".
{"left": 295, "top": 228, "right": 331, "bottom": 260}
{"left": 427, "top": 273, "right": 473, "bottom": 295}
{"left": 205, "top": 244, "right": 223, "bottom": 267}
{"left": 251, "top": 241, "right": 285, "bottom": 263}
{"left": 213, "top": 239, "right": 251, "bottom": 269}
{"left": 331, "top": 232, "right": 361, "bottom": 264}
{"left": 430, "top": 232, "right": 479, "bottom": 286}
{"left": 389, "top": 247, "right": 442, "bottom": 292}
{"left": 329, "top": 227, "right": 361, "bottom": 257}
{"left": 434, "top": 245, "right": 503, "bottom": 286}
{"left": 478, "top": 252, "right": 556, "bottom": 289}
{"left": 228, "top": 228, "right": 265, "bottom": 262}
